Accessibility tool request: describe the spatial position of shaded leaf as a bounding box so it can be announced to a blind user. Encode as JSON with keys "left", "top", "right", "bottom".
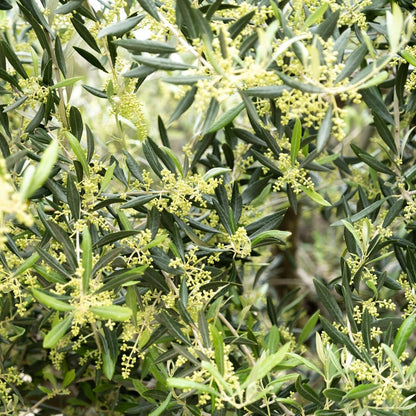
{"left": 335, "top": 44, "right": 368, "bottom": 83}
{"left": 71, "top": 16, "right": 101, "bottom": 53}
{"left": 93, "top": 230, "right": 140, "bottom": 249}
{"left": 313, "top": 279, "right": 343, "bottom": 324}
{"left": 0, "top": 40, "right": 28, "bottom": 79}
{"left": 157, "top": 311, "right": 191, "bottom": 345}
{"left": 137, "top": 0, "right": 160, "bottom": 22}
{"left": 73, "top": 47, "right": 108, "bottom": 72}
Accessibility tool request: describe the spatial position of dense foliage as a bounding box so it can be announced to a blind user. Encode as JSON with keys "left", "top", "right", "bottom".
{"left": 1, "top": 0, "right": 416, "bottom": 415}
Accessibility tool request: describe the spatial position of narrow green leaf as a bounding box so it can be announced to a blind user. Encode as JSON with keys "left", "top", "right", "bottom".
{"left": 382, "top": 343, "right": 404, "bottom": 381}
{"left": 71, "top": 17, "right": 101, "bottom": 53}
{"left": 143, "top": 140, "right": 163, "bottom": 178}
{"left": 149, "top": 393, "right": 172, "bottom": 416}
{"left": 82, "top": 84, "right": 107, "bottom": 98}
{"left": 0, "top": 67, "right": 21, "bottom": 90}
{"left": 113, "top": 39, "right": 175, "bottom": 54}
{"left": 362, "top": 308, "right": 371, "bottom": 351}
{"left": 17, "top": 2, "right": 51, "bottom": 54}
{"left": 373, "top": 113, "right": 397, "bottom": 152}
{"left": 167, "top": 378, "right": 219, "bottom": 396}
{"left": 54, "top": 36, "right": 67, "bottom": 77}
{"left": 335, "top": 44, "right": 368, "bottom": 83}
{"left": 202, "top": 167, "right": 231, "bottom": 181}
{"left": 141, "top": 234, "right": 168, "bottom": 250}
{"left": 25, "top": 103, "right": 45, "bottom": 133}
{"left": 406, "top": 354, "right": 416, "bottom": 380}
{"left": 295, "top": 375, "right": 324, "bottom": 405}
{"left": 100, "top": 162, "right": 116, "bottom": 193}
{"left": 276, "top": 71, "right": 325, "bottom": 93}
{"left": 35, "top": 247, "right": 72, "bottom": 280}
{"left": 73, "top": 47, "right": 108, "bottom": 72}
{"left": 383, "top": 199, "right": 404, "bottom": 227}
{"left": 133, "top": 55, "right": 194, "bottom": 71}
{"left": 201, "top": 360, "right": 233, "bottom": 394}
{"left": 340, "top": 220, "right": 362, "bottom": 250}
{"left": 20, "top": 139, "right": 59, "bottom": 200}
{"left": 33, "top": 265, "right": 67, "bottom": 285}
{"left": 178, "top": 277, "right": 188, "bottom": 308}
{"left": 62, "top": 369, "right": 75, "bottom": 388}
{"left": 200, "top": 98, "right": 219, "bottom": 134}
{"left": 124, "top": 150, "right": 143, "bottom": 180}
{"left": 93, "top": 230, "right": 140, "bottom": 248}
{"left": 386, "top": 3, "right": 403, "bottom": 51}
{"left": 13, "top": 253, "right": 40, "bottom": 277}
{"left": 242, "top": 343, "right": 291, "bottom": 389}
{"left": 323, "top": 388, "right": 346, "bottom": 402}
{"left": 81, "top": 227, "right": 92, "bottom": 294}
{"left": 205, "top": 102, "right": 245, "bottom": 133}
{"left": 121, "top": 195, "right": 158, "bottom": 209}
{"left": 32, "top": 289, "right": 75, "bottom": 312}
{"left": 228, "top": 10, "right": 255, "bottom": 39}
{"left": 316, "top": 104, "right": 333, "bottom": 152}
{"left": 332, "top": 198, "right": 388, "bottom": 226}
{"left": 198, "top": 311, "right": 211, "bottom": 348}
{"left": 66, "top": 175, "right": 81, "bottom": 220}
{"left": 163, "top": 75, "right": 209, "bottom": 85}
{"left": 137, "top": 0, "right": 160, "bottom": 21}
{"left": 51, "top": 76, "right": 83, "bottom": 90}
{"left": 168, "top": 86, "right": 197, "bottom": 124}
{"left": 320, "top": 316, "right": 364, "bottom": 361}
{"left": 360, "top": 87, "right": 395, "bottom": 125}
{"left": 359, "top": 71, "right": 389, "bottom": 90}
{"left": 287, "top": 353, "right": 325, "bottom": 377}
{"left": 95, "top": 266, "right": 147, "bottom": 294}
{"left": 123, "top": 65, "right": 156, "bottom": 79}
{"left": 401, "top": 50, "right": 416, "bottom": 66}
{"left": 393, "top": 314, "right": 416, "bottom": 357}
{"left": 43, "top": 315, "right": 73, "bottom": 348}
{"left": 97, "top": 14, "right": 145, "bottom": 38}
{"left": 102, "top": 349, "right": 115, "bottom": 380}
{"left": 343, "top": 383, "right": 379, "bottom": 401}
{"left": 176, "top": 0, "right": 198, "bottom": 39}
{"left": 300, "top": 186, "right": 331, "bottom": 206}
{"left": 315, "top": 9, "right": 339, "bottom": 40}
{"left": 55, "top": 0, "right": 83, "bottom": 14}
{"left": 244, "top": 85, "right": 290, "bottom": 98}
{"left": 210, "top": 324, "right": 225, "bottom": 375}
{"left": 90, "top": 305, "right": 132, "bottom": 321}
{"left": 65, "top": 131, "right": 90, "bottom": 178}
{"left": 0, "top": 40, "right": 28, "bottom": 79}
{"left": 298, "top": 310, "right": 320, "bottom": 346}
{"left": 250, "top": 230, "right": 291, "bottom": 247}
{"left": 157, "top": 311, "right": 191, "bottom": 346}
{"left": 301, "top": 3, "right": 328, "bottom": 29}
{"left": 3, "top": 96, "right": 28, "bottom": 112}
{"left": 291, "top": 119, "right": 301, "bottom": 166}
{"left": 313, "top": 279, "right": 343, "bottom": 324}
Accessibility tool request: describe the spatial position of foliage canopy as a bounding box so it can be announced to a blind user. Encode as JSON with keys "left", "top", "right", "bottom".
{"left": 1, "top": 0, "right": 416, "bottom": 415}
